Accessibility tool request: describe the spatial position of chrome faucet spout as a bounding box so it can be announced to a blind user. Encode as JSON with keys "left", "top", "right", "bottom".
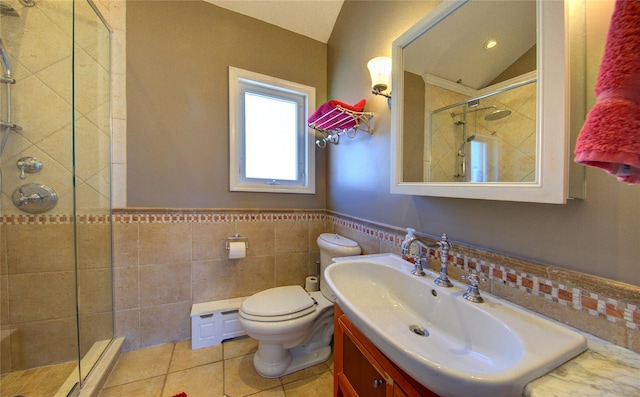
{"left": 401, "top": 236, "right": 437, "bottom": 277}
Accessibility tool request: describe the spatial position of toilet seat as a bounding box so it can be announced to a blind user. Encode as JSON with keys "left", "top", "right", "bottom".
{"left": 240, "top": 285, "right": 317, "bottom": 322}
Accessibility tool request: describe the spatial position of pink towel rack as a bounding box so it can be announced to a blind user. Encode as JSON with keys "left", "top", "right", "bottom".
{"left": 309, "top": 105, "right": 373, "bottom": 148}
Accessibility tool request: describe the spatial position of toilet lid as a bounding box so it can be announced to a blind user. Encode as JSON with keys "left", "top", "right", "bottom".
{"left": 319, "top": 233, "right": 359, "bottom": 247}
{"left": 241, "top": 285, "right": 315, "bottom": 318}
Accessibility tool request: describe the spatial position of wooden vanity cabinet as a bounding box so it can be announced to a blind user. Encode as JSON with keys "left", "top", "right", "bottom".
{"left": 333, "top": 305, "right": 439, "bottom": 397}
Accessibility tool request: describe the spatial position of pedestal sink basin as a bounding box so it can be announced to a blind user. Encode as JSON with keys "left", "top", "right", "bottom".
{"left": 324, "top": 254, "right": 587, "bottom": 397}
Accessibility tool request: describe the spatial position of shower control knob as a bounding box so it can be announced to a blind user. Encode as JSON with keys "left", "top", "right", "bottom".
{"left": 16, "top": 157, "right": 43, "bottom": 179}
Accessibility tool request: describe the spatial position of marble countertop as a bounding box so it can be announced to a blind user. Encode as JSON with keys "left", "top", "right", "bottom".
{"left": 525, "top": 333, "right": 640, "bottom": 396}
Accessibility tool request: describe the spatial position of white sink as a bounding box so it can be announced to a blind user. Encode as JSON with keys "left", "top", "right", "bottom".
{"left": 325, "top": 254, "right": 587, "bottom": 397}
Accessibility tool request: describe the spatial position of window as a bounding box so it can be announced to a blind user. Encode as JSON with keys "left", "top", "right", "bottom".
{"left": 229, "top": 67, "right": 316, "bottom": 194}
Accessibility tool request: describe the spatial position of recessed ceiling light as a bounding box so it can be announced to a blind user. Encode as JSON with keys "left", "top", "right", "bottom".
{"left": 484, "top": 39, "right": 498, "bottom": 49}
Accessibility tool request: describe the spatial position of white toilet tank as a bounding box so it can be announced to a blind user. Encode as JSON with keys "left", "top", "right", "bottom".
{"left": 317, "top": 233, "right": 361, "bottom": 300}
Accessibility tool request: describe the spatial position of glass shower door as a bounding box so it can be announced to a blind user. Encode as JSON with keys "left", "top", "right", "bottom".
{"left": 73, "top": 0, "right": 113, "bottom": 384}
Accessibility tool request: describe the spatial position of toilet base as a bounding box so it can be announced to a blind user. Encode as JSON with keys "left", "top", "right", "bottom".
{"left": 254, "top": 344, "right": 332, "bottom": 378}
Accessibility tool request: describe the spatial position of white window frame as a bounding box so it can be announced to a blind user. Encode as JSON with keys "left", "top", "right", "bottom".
{"left": 229, "top": 66, "right": 316, "bottom": 194}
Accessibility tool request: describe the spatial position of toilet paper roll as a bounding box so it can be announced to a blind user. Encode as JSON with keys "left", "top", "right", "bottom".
{"left": 305, "top": 276, "right": 319, "bottom": 292}
{"left": 228, "top": 241, "right": 246, "bottom": 259}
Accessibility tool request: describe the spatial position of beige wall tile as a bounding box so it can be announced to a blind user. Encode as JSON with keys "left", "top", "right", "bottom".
{"left": 192, "top": 222, "right": 236, "bottom": 261}
{"left": 192, "top": 259, "right": 237, "bottom": 303}
{"left": 308, "top": 251, "right": 320, "bottom": 276}
{"left": 308, "top": 221, "right": 326, "bottom": 253}
{"left": 237, "top": 256, "right": 276, "bottom": 296}
{"left": 237, "top": 221, "right": 275, "bottom": 257}
{"left": 275, "top": 252, "right": 309, "bottom": 287}
{"left": 139, "top": 223, "right": 192, "bottom": 265}
{"left": 6, "top": 224, "right": 75, "bottom": 274}
{"left": 114, "top": 266, "right": 139, "bottom": 310}
{"left": 630, "top": 329, "right": 640, "bottom": 353}
{"left": 113, "top": 223, "right": 138, "bottom": 267}
{"left": 8, "top": 272, "right": 76, "bottom": 323}
{"left": 76, "top": 223, "right": 111, "bottom": 269}
{"left": 1, "top": 224, "right": 7, "bottom": 275}
{"left": 0, "top": 328, "right": 11, "bottom": 373}
{"left": 77, "top": 268, "right": 113, "bottom": 314}
{"left": 276, "top": 221, "right": 308, "bottom": 254}
{"left": 115, "top": 309, "right": 140, "bottom": 352}
{"left": 139, "top": 302, "right": 191, "bottom": 348}
{"left": 78, "top": 312, "right": 113, "bottom": 356}
{"left": 10, "top": 317, "right": 78, "bottom": 371}
{"left": 0, "top": 275, "right": 7, "bottom": 325}
{"left": 140, "top": 262, "right": 191, "bottom": 307}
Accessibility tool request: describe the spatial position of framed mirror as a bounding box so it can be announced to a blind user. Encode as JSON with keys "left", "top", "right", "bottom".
{"left": 390, "top": 0, "right": 570, "bottom": 203}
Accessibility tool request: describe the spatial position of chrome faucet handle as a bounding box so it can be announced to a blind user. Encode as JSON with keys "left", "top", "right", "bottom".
{"left": 410, "top": 255, "right": 427, "bottom": 276}
{"left": 434, "top": 233, "right": 453, "bottom": 288}
{"left": 462, "top": 272, "right": 486, "bottom": 303}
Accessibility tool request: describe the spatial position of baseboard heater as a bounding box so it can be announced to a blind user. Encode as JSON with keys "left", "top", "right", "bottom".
{"left": 190, "top": 296, "right": 248, "bottom": 350}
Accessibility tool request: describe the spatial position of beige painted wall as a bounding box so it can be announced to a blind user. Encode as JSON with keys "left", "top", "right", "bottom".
{"left": 126, "top": 1, "right": 327, "bottom": 209}
{"left": 327, "top": 0, "right": 640, "bottom": 287}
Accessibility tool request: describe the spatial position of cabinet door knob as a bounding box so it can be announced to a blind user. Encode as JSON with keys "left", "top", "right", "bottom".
{"left": 372, "top": 379, "right": 385, "bottom": 389}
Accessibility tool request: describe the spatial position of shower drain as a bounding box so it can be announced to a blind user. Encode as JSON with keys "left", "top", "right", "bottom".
{"left": 409, "top": 324, "right": 430, "bottom": 337}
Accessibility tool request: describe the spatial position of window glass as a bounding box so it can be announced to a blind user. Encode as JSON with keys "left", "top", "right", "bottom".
{"left": 229, "top": 67, "right": 316, "bottom": 194}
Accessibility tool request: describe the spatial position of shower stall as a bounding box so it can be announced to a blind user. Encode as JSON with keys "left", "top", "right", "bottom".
{"left": 1, "top": 0, "right": 114, "bottom": 396}
{"left": 428, "top": 80, "right": 537, "bottom": 183}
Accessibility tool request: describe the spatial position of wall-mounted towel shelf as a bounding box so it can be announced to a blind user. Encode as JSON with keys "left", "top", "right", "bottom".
{"left": 308, "top": 100, "right": 374, "bottom": 148}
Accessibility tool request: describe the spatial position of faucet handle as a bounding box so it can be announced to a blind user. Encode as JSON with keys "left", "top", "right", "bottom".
{"left": 462, "top": 272, "right": 486, "bottom": 303}
{"left": 462, "top": 272, "right": 485, "bottom": 285}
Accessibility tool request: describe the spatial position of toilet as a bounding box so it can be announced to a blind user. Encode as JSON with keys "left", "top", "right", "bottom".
{"left": 238, "top": 233, "right": 361, "bottom": 378}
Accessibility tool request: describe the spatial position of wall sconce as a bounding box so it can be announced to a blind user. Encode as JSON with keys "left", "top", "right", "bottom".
{"left": 367, "top": 56, "right": 392, "bottom": 101}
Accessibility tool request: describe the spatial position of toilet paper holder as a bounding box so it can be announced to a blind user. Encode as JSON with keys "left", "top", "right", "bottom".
{"left": 225, "top": 234, "right": 248, "bottom": 250}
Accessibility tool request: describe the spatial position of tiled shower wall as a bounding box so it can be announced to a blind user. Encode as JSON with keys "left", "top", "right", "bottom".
{"left": 113, "top": 209, "right": 640, "bottom": 355}
{"left": 427, "top": 82, "right": 537, "bottom": 182}
{"left": 0, "top": 215, "right": 113, "bottom": 372}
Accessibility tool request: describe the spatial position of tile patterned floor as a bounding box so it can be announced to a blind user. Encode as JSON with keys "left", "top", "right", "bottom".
{"left": 99, "top": 337, "right": 334, "bottom": 397}
{"left": 0, "top": 361, "right": 77, "bottom": 397}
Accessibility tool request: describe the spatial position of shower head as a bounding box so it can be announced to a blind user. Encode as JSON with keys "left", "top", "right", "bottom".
{"left": 484, "top": 109, "right": 512, "bottom": 121}
{"left": 457, "top": 135, "right": 476, "bottom": 154}
{"left": 0, "top": 39, "right": 13, "bottom": 78}
{"left": 0, "top": 1, "right": 20, "bottom": 16}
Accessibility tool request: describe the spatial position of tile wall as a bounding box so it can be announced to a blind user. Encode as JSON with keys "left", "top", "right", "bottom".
{"left": 113, "top": 209, "right": 640, "bottom": 355}
{"left": 112, "top": 210, "right": 330, "bottom": 352}
{"left": 0, "top": 214, "right": 113, "bottom": 372}
{"left": 427, "top": 81, "right": 536, "bottom": 182}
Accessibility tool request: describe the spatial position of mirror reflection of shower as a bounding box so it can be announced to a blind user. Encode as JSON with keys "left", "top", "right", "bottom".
{"left": 450, "top": 104, "right": 510, "bottom": 181}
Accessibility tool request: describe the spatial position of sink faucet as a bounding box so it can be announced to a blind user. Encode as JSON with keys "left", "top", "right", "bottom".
{"left": 401, "top": 232, "right": 453, "bottom": 288}
{"left": 434, "top": 233, "right": 453, "bottom": 288}
{"left": 401, "top": 234, "right": 436, "bottom": 276}
{"left": 462, "top": 272, "right": 485, "bottom": 303}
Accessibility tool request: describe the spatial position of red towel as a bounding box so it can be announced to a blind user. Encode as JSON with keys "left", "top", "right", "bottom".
{"left": 308, "top": 99, "right": 366, "bottom": 131}
{"left": 172, "top": 393, "right": 187, "bottom": 397}
{"left": 574, "top": 0, "right": 640, "bottom": 184}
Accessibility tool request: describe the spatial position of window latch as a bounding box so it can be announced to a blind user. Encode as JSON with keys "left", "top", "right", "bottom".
{"left": 266, "top": 180, "right": 279, "bottom": 185}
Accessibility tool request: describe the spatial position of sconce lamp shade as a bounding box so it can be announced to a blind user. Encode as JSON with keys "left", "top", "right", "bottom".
{"left": 367, "top": 56, "right": 392, "bottom": 92}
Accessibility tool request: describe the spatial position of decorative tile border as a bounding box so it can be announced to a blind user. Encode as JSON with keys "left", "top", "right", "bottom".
{"left": 328, "top": 211, "right": 640, "bottom": 333}
{"left": 0, "top": 214, "right": 110, "bottom": 225}
{"left": 4, "top": 208, "right": 638, "bottom": 334}
{"left": 113, "top": 209, "right": 326, "bottom": 223}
